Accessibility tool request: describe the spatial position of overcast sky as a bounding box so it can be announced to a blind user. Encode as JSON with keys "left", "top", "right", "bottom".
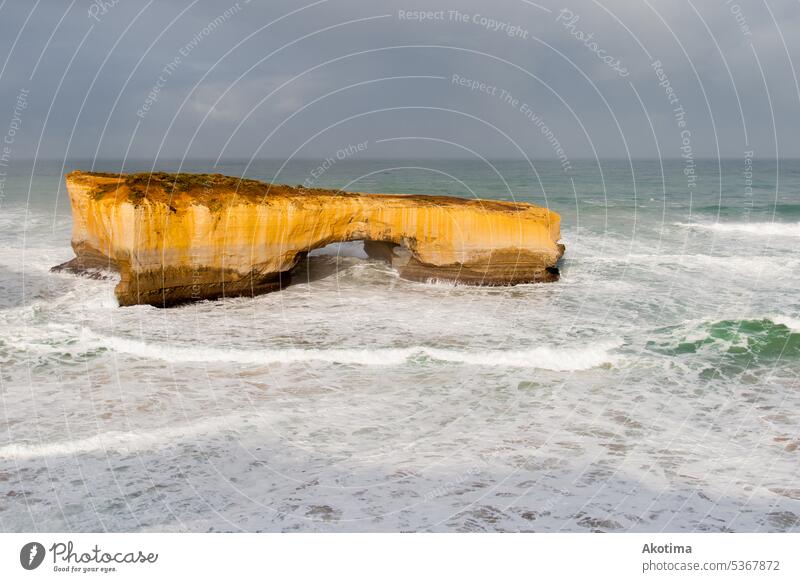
{"left": 1, "top": 0, "right": 798, "bottom": 162}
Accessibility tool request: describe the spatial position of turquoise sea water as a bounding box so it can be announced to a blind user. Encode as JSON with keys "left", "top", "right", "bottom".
{"left": 1, "top": 159, "right": 798, "bottom": 532}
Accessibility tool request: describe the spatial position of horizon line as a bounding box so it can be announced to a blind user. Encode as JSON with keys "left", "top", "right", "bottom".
{"left": 11, "top": 156, "right": 800, "bottom": 163}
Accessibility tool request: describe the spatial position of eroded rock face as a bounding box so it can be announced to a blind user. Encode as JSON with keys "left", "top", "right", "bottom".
{"left": 53, "top": 171, "right": 564, "bottom": 307}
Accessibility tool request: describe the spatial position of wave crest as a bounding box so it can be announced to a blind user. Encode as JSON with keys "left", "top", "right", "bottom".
{"left": 646, "top": 318, "right": 800, "bottom": 374}
{"left": 675, "top": 221, "right": 800, "bottom": 237}
{"left": 82, "top": 330, "right": 620, "bottom": 371}
{"left": 0, "top": 415, "right": 246, "bottom": 460}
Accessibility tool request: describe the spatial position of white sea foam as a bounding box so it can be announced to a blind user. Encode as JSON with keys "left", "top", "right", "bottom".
{"left": 0, "top": 415, "right": 247, "bottom": 460}
{"left": 772, "top": 316, "right": 800, "bottom": 332}
{"left": 79, "top": 329, "right": 620, "bottom": 371}
{"left": 0, "top": 333, "right": 621, "bottom": 461}
{"left": 581, "top": 253, "right": 781, "bottom": 270}
{"left": 675, "top": 221, "right": 800, "bottom": 237}
{"left": 421, "top": 342, "right": 621, "bottom": 371}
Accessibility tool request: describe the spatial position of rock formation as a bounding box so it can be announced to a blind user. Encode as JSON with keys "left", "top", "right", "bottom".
{"left": 53, "top": 171, "right": 564, "bottom": 307}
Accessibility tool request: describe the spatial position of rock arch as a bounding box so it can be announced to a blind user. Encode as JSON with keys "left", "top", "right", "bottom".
{"left": 54, "top": 171, "right": 564, "bottom": 307}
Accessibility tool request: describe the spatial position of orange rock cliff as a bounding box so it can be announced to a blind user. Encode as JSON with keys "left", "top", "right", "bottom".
{"left": 53, "top": 171, "right": 565, "bottom": 307}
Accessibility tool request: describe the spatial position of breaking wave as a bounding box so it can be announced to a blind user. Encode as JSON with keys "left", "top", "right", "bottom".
{"left": 675, "top": 221, "right": 800, "bottom": 237}
{"left": 0, "top": 415, "right": 247, "bottom": 460}
{"left": 82, "top": 330, "right": 621, "bottom": 372}
{"left": 646, "top": 318, "right": 800, "bottom": 374}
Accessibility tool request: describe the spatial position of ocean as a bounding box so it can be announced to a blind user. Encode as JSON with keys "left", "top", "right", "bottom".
{"left": 1, "top": 159, "right": 798, "bottom": 532}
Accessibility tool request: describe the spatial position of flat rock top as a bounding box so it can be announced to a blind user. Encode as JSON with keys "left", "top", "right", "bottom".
{"left": 67, "top": 170, "right": 544, "bottom": 214}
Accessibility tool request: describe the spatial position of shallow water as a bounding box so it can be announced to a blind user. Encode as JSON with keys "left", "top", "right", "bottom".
{"left": 1, "top": 159, "right": 798, "bottom": 532}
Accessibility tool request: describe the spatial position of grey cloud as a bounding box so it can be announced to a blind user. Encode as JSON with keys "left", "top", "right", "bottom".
{"left": 0, "top": 0, "right": 797, "bottom": 161}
